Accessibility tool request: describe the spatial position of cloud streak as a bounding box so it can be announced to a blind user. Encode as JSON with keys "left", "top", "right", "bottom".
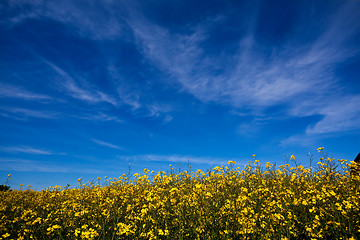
{"left": 0, "top": 157, "right": 103, "bottom": 174}
{"left": 6, "top": 39, "right": 122, "bottom": 109}
{"left": 76, "top": 112, "right": 123, "bottom": 123}
{"left": 0, "top": 146, "right": 65, "bottom": 155}
{"left": 40, "top": 58, "right": 120, "bottom": 107}
{"left": 305, "top": 95, "right": 360, "bottom": 134}
{"left": 3, "top": 0, "right": 126, "bottom": 40}
{"left": 123, "top": 0, "right": 360, "bottom": 136}
{"left": 3, "top": 0, "right": 360, "bottom": 137}
{"left": 90, "top": 138, "right": 125, "bottom": 151}
{"left": 0, "top": 83, "right": 52, "bottom": 101}
{"left": 15, "top": 46, "right": 172, "bottom": 122}
{"left": 0, "top": 107, "right": 59, "bottom": 119}
{"left": 117, "top": 154, "right": 243, "bottom": 166}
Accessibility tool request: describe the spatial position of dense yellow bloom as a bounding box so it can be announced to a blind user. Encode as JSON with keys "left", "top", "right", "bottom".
{"left": 0, "top": 148, "right": 359, "bottom": 239}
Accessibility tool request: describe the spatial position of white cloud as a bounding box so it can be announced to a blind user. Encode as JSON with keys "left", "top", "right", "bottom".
{"left": 163, "top": 115, "right": 173, "bottom": 124}
{"left": 0, "top": 83, "right": 52, "bottom": 101}
{"left": 305, "top": 95, "right": 360, "bottom": 134}
{"left": 280, "top": 133, "right": 321, "bottom": 147}
{"left": 237, "top": 122, "right": 261, "bottom": 137}
{"left": 0, "top": 157, "right": 104, "bottom": 174}
{"left": 4, "top": 0, "right": 360, "bottom": 135}
{"left": 124, "top": 0, "right": 360, "bottom": 135}
{"left": 107, "top": 63, "right": 174, "bottom": 121}
{"left": 90, "top": 138, "right": 125, "bottom": 151}
{"left": 0, "top": 146, "right": 65, "bottom": 155}
{"left": 76, "top": 112, "right": 123, "bottom": 123}
{"left": 0, "top": 158, "right": 68, "bottom": 172}
{"left": 127, "top": 18, "right": 335, "bottom": 109}
{"left": 42, "top": 59, "right": 119, "bottom": 107}
{"left": 0, "top": 107, "right": 59, "bottom": 119}
{"left": 281, "top": 95, "right": 360, "bottom": 146}
{"left": 107, "top": 64, "right": 142, "bottom": 110}
{"left": 4, "top": 0, "right": 126, "bottom": 40}
{"left": 147, "top": 103, "right": 173, "bottom": 118}
{"left": 39, "top": 57, "right": 173, "bottom": 122}
{"left": 117, "top": 154, "right": 243, "bottom": 166}
{"left": 7, "top": 42, "right": 122, "bottom": 109}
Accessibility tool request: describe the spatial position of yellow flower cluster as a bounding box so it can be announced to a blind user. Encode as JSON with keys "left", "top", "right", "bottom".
{"left": 1, "top": 150, "right": 359, "bottom": 239}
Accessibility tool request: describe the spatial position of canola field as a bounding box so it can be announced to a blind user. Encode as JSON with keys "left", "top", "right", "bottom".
{"left": 1, "top": 148, "right": 360, "bottom": 240}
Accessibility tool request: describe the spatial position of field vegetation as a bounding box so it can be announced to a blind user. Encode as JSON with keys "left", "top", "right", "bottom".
{"left": 1, "top": 148, "right": 359, "bottom": 239}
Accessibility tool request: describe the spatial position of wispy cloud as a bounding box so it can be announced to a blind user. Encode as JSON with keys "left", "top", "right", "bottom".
{"left": 3, "top": 0, "right": 126, "bottom": 40}
{"left": 281, "top": 95, "right": 360, "bottom": 145}
{"left": 124, "top": 0, "right": 360, "bottom": 136}
{"left": 0, "top": 158, "right": 68, "bottom": 172}
{"left": 108, "top": 63, "right": 174, "bottom": 122}
{"left": 107, "top": 64, "right": 142, "bottom": 111}
{"left": 41, "top": 58, "right": 120, "bottom": 107}
{"left": 117, "top": 154, "right": 242, "bottom": 166}
{"left": 90, "top": 138, "right": 125, "bottom": 151}
{"left": 76, "top": 112, "right": 123, "bottom": 123}
{"left": 0, "top": 107, "right": 59, "bottom": 119}
{"left": 305, "top": 95, "right": 360, "bottom": 134}
{"left": 280, "top": 134, "right": 321, "bottom": 148}
{"left": 0, "top": 157, "right": 103, "bottom": 174}
{"left": 3, "top": 0, "right": 360, "bottom": 136}
{"left": 0, "top": 146, "right": 65, "bottom": 155}
{"left": 3, "top": 1, "right": 178, "bottom": 124}
{"left": 147, "top": 103, "right": 170, "bottom": 117}
{"left": 9, "top": 40, "right": 122, "bottom": 109}
{"left": 29, "top": 52, "right": 172, "bottom": 122}
{"left": 127, "top": 14, "right": 324, "bottom": 108}
{"left": 237, "top": 122, "right": 261, "bottom": 137}
{"left": 0, "top": 83, "right": 52, "bottom": 101}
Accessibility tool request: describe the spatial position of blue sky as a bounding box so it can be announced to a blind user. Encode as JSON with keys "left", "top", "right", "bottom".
{"left": 1, "top": 0, "right": 360, "bottom": 189}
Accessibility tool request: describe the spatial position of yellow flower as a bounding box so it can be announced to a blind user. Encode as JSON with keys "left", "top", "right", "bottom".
{"left": 1, "top": 147, "right": 358, "bottom": 240}
{"left": 2, "top": 233, "right": 10, "bottom": 238}
{"left": 290, "top": 155, "right": 296, "bottom": 160}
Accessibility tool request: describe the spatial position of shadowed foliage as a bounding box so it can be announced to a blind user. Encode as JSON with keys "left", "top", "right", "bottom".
{"left": 0, "top": 185, "right": 10, "bottom": 191}
{"left": 351, "top": 152, "right": 360, "bottom": 176}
